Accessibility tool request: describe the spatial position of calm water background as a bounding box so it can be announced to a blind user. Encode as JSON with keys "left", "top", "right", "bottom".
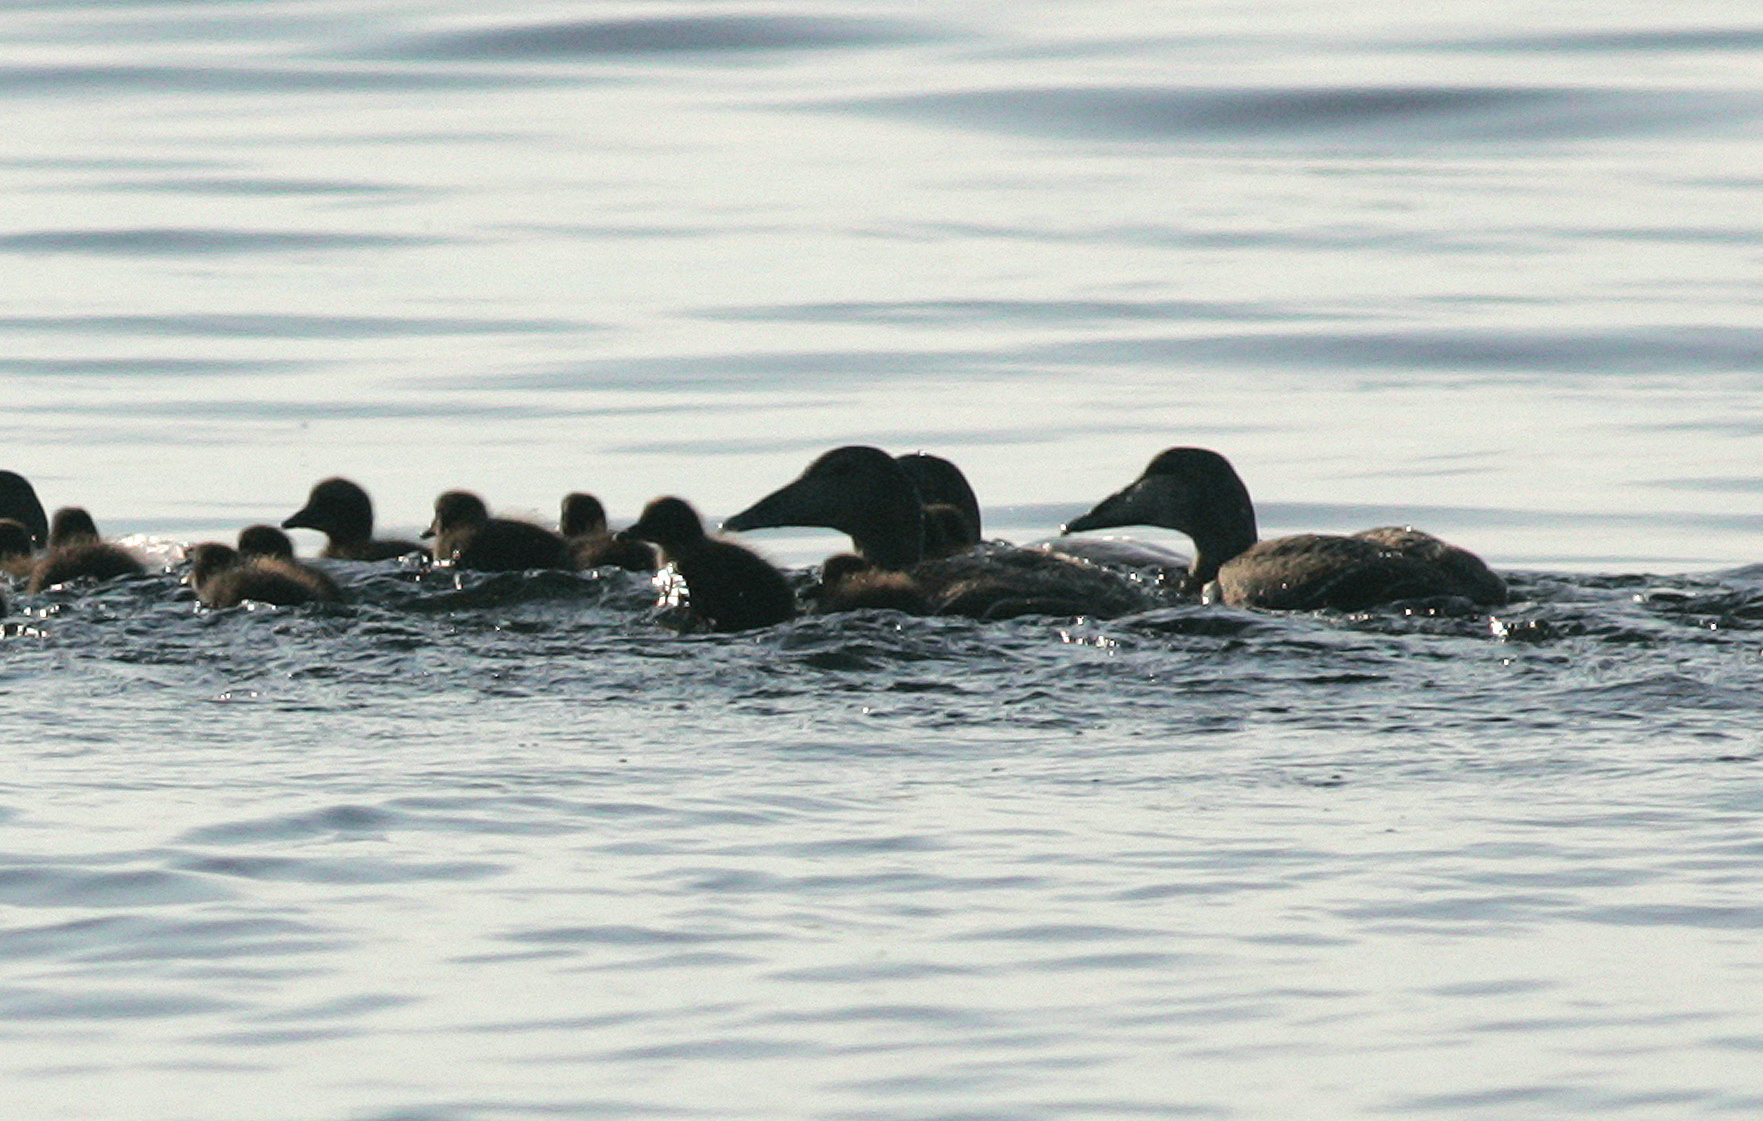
{"left": 4, "top": 2, "right": 1763, "bottom": 1119}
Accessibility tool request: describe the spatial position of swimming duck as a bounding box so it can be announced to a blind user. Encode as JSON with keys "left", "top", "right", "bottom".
{"left": 236, "top": 524, "right": 344, "bottom": 601}
{"left": 560, "top": 492, "right": 659, "bottom": 573}
{"left": 806, "top": 552, "right": 932, "bottom": 615}
{"left": 0, "top": 517, "right": 33, "bottom": 579}
{"left": 28, "top": 507, "right": 147, "bottom": 592}
{"left": 723, "top": 445, "right": 1152, "bottom": 619}
{"left": 0, "top": 471, "right": 48, "bottom": 548}
{"left": 424, "top": 490, "right": 572, "bottom": 572}
{"left": 620, "top": 496, "right": 796, "bottom": 632}
{"left": 282, "top": 477, "right": 425, "bottom": 562}
{"left": 187, "top": 539, "right": 341, "bottom": 609}
{"left": 1062, "top": 446, "right": 1507, "bottom": 610}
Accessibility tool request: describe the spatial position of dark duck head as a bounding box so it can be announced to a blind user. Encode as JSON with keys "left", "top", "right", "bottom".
{"left": 28, "top": 507, "right": 147, "bottom": 592}
{"left": 0, "top": 471, "right": 48, "bottom": 548}
{"left": 561, "top": 492, "right": 658, "bottom": 573}
{"left": 621, "top": 496, "right": 795, "bottom": 632}
{"left": 424, "top": 490, "right": 571, "bottom": 572}
{"left": 283, "top": 477, "right": 423, "bottom": 562}
{"left": 237, "top": 524, "right": 297, "bottom": 560}
{"left": 1064, "top": 446, "right": 1506, "bottom": 610}
{"left": 724, "top": 446, "right": 930, "bottom": 571}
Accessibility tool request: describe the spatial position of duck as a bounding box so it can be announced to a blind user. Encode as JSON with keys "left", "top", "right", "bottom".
{"left": 28, "top": 507, "right": 147, "bottom": 592}
{"left": 1061, "top": 446, "right": 1507, "bottom": 610}
{"left": 806, "top": 552, "right": 931, "bottom": 615}
{"left": 560, "top": 492, "right": 659, "bottom": 573}
{"left": 619, "top": 496, "right": 796, "bottom": 632}
{"left": 0, "top": 471, "right": 48, "bottom": 548}
{"left": 424, "top": 490, "right": 572, "bottom": 572}
{"left": 723, "top": 445, "right": 1153, "bottom": 619}
{"left": 236, "top": 524, "right": 344, "bottom": 600}
{"left": 282, "top": 477, "right": 425, "bottom": 562}
{"left": 0, "top": 517, "right": 34, "bottom": 579}
{"left": 187, "top": 530, "right": 344, "bottom": 609}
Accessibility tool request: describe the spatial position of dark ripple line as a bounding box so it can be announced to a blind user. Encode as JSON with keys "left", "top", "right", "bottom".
{"left": 376, "top": 15, "right": 944, "bottom": 62}
{"left": 809, "top": 85, "right": 1762, "bottom": 143}
{"left": 1430, "top": 28, "right": 1763, "bottom": 53}
{"left": 0, "top": 313, "right": 578, "bottom": 339}
{"left": 0, "top": 63, "right": 556, "bottom": 96}
{"left": 0, "top": 228, "right": 452, "bottom": 256}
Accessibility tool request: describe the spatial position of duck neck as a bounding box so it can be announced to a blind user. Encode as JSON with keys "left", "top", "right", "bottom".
{"left": 853, "top": 498, "right": 925, "bottom": 572}
{"left": 1184, "top": 508, "right": 1257, "bottom": 594}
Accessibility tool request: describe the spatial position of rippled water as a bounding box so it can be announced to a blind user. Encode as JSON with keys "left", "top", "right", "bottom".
{"left": 4, "top": 3, "right": 1763, "bottom": 1119}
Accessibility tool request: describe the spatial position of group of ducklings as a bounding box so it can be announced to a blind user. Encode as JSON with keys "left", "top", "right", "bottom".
{"left": 0, "top": 445, "right": 1509, "bottom": 631}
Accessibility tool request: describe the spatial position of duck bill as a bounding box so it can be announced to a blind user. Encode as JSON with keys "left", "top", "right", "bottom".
{"left": 1062, "top": 480, "right": 1157, "bottom": 535}
{"left": 723, "top": 478, "right": 841, "bottom": 534}
{"left": 281, "top": 506, "right": 318, "bottom": 531}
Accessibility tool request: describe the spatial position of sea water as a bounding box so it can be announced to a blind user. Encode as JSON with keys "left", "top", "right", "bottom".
{"left": 3, "top": 3, "right": 1763, "bottom": 1118}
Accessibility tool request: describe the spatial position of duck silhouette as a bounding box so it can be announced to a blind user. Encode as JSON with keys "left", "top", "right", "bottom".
{"left": 28, "top": 507, "right": 147, "bottom": 592}
{"left": 560, "top": 492, "right": 659, "bottom": 573}
{"left": 424, "top": 491, "right": 572, "bottom": 572}
{"left": 620, "top": 496, "right": 796, "bottom": 632}
{"left": 1063, "top": 446, "right": 1506, "bottom": 610}
{"left": 283, "top": 477, "right": 425, "bottom": 562}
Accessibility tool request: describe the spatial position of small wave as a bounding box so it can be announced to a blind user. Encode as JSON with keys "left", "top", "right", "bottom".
{"left": 377, "top": 15, "right": 944, "bottom": 62}
{"left": 810, "top": 84, "right": 1763, "bottom": 145}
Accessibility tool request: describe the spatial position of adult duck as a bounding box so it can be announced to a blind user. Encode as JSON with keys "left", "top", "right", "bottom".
{"left": 424, "top": 490, "right": 572, "bottom": 572}
{"left": 724, "top": 445, "right": 1152, "bottom": 619}
{"left": 620, "top": 496, "right": 796, "bottom": 632}
{"left": 283, "top": 477, "right": 425, "bottom": 562}
{"left": 560, "top": 492, "right": 659, "bottom": 573}
{"left": 1062, "top": 446, "right": 1507, "bottom": 610}
{"left": 28, "top": 507, "right": 147, "bottom": 592}
{"left": 0, "top": 471, "right": 48, "bottom": 548}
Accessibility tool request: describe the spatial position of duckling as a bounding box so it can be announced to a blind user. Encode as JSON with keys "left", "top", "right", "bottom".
{"left": 0, "top": 471, "right": 48, "bottom": 548}
{"left": 724, "top": 446, "right": 1152, "bottom": 619}
{"left": 282, "top": 477, "right": 425, "bottom": 562}
{"left": 424, "top": 490, "right": 572, "bottom": 572}
{"left": 1062, "top": 446, "right": 1507, "bottom": 610}
{"left": 28, "top": 507, "right": 147, "bottom": 592}
{"left": 236, "top": 524, "right": 344, "bottom": 601}
{"left": 807, "top": 552, "right": 931, "bottom": 615}
{"left": 620, "top": 496, "right": 795, "bottom": 632}
{"left": 187, "top": 539, "right": 342, "bottom": 609}
{"left": 560, "top": 492, "right": 658, "bottom": 573}
{"left": 0, "top": 517, "right": 33, "bottom": 580}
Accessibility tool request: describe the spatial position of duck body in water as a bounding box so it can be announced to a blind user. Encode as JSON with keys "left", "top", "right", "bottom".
{"left": 28, "top": 507, "right": 147, "bottom": 592}
{"left": 1063, "top": 446, "right": 1507, "bottom": 611}
{"left": 283, "top": 477, "right": 425, "bottom": 562}
{"left": 620, "top": 497, "right": 796, "bottom": 633}
{"left": 724, "top": 445, "right": 1153, "bottom": 620}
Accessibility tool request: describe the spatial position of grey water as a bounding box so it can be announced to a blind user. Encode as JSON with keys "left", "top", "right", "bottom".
{"left": 4, "top": 2, "right": 1763, "bottom": 1119}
